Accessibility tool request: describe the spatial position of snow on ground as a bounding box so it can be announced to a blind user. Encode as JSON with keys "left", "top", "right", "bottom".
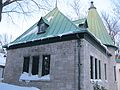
{"left": 20, "top": 72, "right": 50, "bottom": 81}
{"left": 0, "top": 83, "right": 40, "bottom": 90}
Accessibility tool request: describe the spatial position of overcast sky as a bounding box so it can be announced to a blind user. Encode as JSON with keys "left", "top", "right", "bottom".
{"left": 0, "top": 0, "right": 113, "bottom": 41}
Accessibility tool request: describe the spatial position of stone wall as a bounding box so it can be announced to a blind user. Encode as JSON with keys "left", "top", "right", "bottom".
{"left": 3, "top": 39, "right": 117, "bottom": 90}
{"left": 81, "top": 39, "right": 117, "bottom": 90}
{"left": 4, "top": 40, "right": 77, "bottom": 90}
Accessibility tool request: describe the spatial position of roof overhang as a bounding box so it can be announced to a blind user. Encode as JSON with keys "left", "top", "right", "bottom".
{"left": 6, "top": 30, "right": 112, "bottom": 57}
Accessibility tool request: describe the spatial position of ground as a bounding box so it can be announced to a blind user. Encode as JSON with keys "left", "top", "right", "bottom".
{"left": 0, "top": 83, "right": 40, "bottom": 90}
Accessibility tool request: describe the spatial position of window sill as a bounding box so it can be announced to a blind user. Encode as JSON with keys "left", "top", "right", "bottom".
{"left": 19, "top": 72, "right": 50, "bottom": 82}
{"left": 90, "top": 79, "right": 102, "bottom": 84}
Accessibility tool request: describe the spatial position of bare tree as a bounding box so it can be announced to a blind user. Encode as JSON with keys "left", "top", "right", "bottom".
{"left": 101, "top": 11, "right": 120, "bottom": 42}
{"left": 0, "top": 0, "right": 53, "bottom": 22}
{"left": 0, "top": 33, "right": 12, "bottom": 55}
{"left": 0, "top": 33, "right": 12, "bottom": 45}
{"left": 70, "top": 0, "right": 87, "bottom": 19}
{"left": 112, "top": 0, "right": 120, "bottom": 18}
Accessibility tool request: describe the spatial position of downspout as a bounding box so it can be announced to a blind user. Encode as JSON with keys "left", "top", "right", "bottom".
{"left": 77, "top": 34, "right": 81, "bottom": 90}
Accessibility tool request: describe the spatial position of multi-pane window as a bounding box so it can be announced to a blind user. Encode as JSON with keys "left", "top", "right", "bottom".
{"left": 104, "top": 63, "right": 107, "bottom": 80}
{"left": 95, "top": 58, "right": 98, "bottom": 79}
{"left": 42, "top": 55, "right": 50, "bottom": 76}
{"left": 90, "top": 56, "right": 94, "bottom": 79}
{"left": 114, "top": 66, "right": 116, "bottom": 81}
{"left": 23, "top": 56, "right": 39, "bottom": 75}
{"left": 23, "top": 55, "right": 50, "bottom": 76}
{"left": 90, "top": 56, "right": 102, "bottom": 80}
{"left": 99, "top": 60, "right": 101, "bottom": 79}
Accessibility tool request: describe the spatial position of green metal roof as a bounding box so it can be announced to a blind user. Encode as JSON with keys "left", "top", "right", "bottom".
{"left": 10, "top": 7, "right": 85, "bottom": 46}
{"left": 87, "top": 3, "right": 114, "bottom": 46}
{"left": 73, "top": 3, "right": 114, "bottom": 47}
{"left": 73, "top": 18, "right": 86, "bottom": 25}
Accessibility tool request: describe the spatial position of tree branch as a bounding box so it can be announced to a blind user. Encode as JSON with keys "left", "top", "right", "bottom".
{"left": 3, "top": 0, "right": 22, "bottom": 7}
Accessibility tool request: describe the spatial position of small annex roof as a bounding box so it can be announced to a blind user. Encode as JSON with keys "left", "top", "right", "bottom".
{"left": 73, "top": 18, "right": 86, "bottom": 25}
{"left": 9, "top": 7, "right": 86, "bottom": 47}
{"left": 73, "top": 2, "right": 115, "bottom": 47}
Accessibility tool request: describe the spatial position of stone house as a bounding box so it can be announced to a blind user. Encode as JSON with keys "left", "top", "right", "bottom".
{"left": 3, "top": 2, "right": 117, "bottom": 90}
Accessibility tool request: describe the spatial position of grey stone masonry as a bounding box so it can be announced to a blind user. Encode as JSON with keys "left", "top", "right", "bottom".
{"left": 3, "top": 39, "right": 117, "bottom": 90}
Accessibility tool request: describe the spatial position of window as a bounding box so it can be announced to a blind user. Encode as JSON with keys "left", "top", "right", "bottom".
{"left": 38, "top": 23, "right": 45, "bottom": 33}
{"left": 99, "top": 60, "right": 101, "bottom": 79}
{"left": 114, "top": 66, "right": 116, "bottom": 81}
{"left": 42, "top": 55, "right": 50, "bottom": 76}
{"left": 95, "top": 58, "right": 97, "bottom": 79}
{"left": 21, "top": 55, "right": 51, "bottom": 81}
{"left": 90, "top": 56, "right": 94, "bottom": 79}
{"left": 32, "top": 56, "right": 39, "bottom": 75}
{"left": 104, "top": 64, "right": 107, "bottom": 80}
{"left": 23, "top": 57, "right": 30, "bottom": 73}
{"left": 23, "top": 56, "right": 39, "bottom": 75}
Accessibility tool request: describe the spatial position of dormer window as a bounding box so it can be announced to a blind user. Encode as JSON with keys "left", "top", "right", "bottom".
{"left": 38, "top": 23, "right": 46, "bottom": 34}
{"left": 37, "top": 17, "right": 49, "bottom": 34}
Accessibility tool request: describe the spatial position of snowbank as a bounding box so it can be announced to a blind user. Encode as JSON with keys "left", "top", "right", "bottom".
{"left": 0, "top": 83, "right": 40, "bottom": 90}
{"left": 19, "top": 72, "right": 50, "bottom": 81}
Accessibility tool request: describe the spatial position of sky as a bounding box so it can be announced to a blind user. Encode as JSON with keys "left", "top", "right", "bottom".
{"left": 0, "top": 0, "right": 113, "bottom": 41}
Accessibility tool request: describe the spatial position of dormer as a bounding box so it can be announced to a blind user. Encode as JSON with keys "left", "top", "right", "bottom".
{"left": 73, "top": 18, "right": 88, "bottom": 29}
{"left": 37, "top": 17, "right": 49, "bottom": 34}
{"left": 78, "top": 19, "right": 88, "bottom": 28}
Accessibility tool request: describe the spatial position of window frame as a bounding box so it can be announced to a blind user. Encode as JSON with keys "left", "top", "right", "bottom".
{"left": 32, "top": 56, "right": 39, "bottom": 75}
{"left": 114, "top": 66, "right": 116, "bottom": 81}
{"left": 104, "top": 63, "right": 107, "bottom": 80}
{"left": 42, "top": 55, "right": 50, "bottom": 76}
{"left": 95, "top": 58, "right": 98, "bottom": 79}
{"left": 22, "top": 54, "right": 51, "bottom": 80}
{"left": 23, "top": 56, "right": 30, "bottom": 73}
{"left": 90, "top": 56, "right": 94, "bottom": 79}
{"left": 99, "top": 60, "right": 101, "bottom": 79}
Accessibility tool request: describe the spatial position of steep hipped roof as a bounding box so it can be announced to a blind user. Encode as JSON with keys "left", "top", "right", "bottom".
{"left": 9, "top": 7, "right": 85, "bottom": 46}
{"left": 73, "top": 2, "right": 114, "bottom": 47}
{"left": 87, "top": 2, "right": 114, "bottom": 46}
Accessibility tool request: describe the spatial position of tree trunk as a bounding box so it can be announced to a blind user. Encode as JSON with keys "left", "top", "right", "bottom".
{"left": 0, "top": 0, "right": 2, "bottom": 22}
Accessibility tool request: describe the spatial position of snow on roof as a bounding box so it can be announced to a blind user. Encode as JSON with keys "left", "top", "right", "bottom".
{"left": 47, "top": 16, "right": 53, "bottom": 22}
{"left": 0, "top": 83, "right": 40, "bottom": 90}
